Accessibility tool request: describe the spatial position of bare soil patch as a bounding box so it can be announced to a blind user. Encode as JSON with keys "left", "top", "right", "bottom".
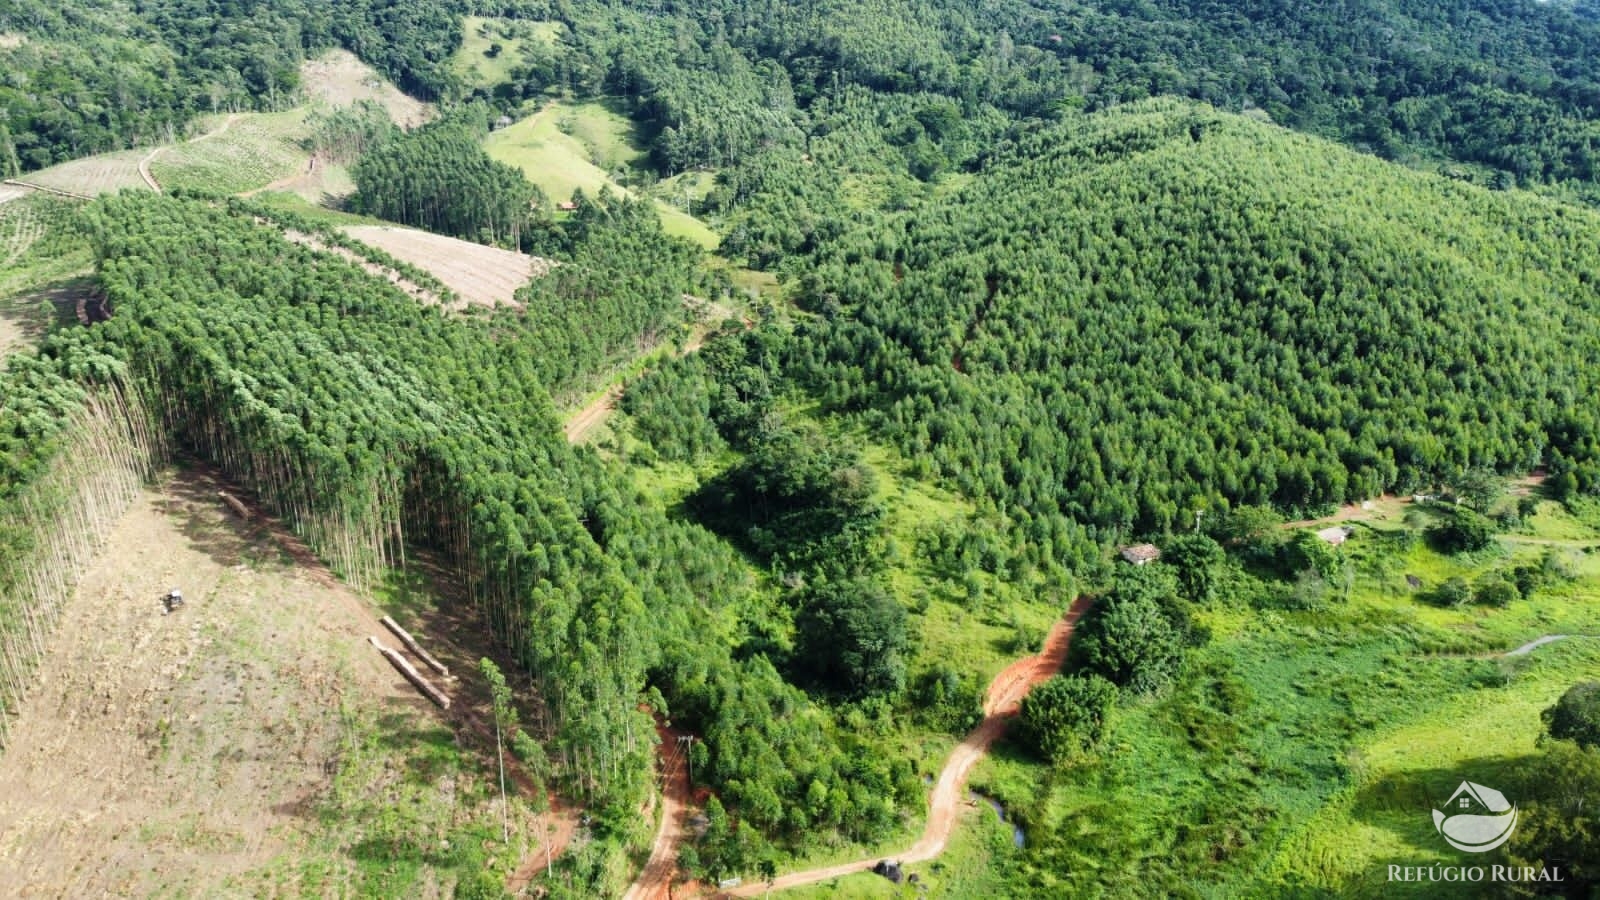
{"left": 300, "top": 50, "right": 433, "bottom": 128}
{"left": 342, "top": 225, "right": 551, "bottom": 309}
{"left": 0, "top": 469, "right": 430, "bottom": 897}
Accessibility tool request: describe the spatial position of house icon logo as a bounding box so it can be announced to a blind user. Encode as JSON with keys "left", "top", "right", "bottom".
{"left": 1432, "top": 782, "right": 1518, "bottom": 853}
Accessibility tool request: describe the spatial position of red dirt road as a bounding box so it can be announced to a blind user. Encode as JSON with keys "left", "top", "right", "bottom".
{"left": 725, "top": 596, "right": 1093, "bottom": 896}
{"left": 624, "top": 720, "right": 695, "bottom": 900}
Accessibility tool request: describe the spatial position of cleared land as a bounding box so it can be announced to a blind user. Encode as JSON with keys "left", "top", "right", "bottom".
{"left": 0, "top": 473, "right": 426, "bottom": 895}
{"left": 149, "top": 111, "right": 310, "bottom": 196}
{"left": 300, "top": 49, "right": 432, "bottom": 128}
{"left": 241, "top": 156, "right": 356, "bottom": 206}
{"left": 18, "top": 150, "right": 153, "bottom": 196}
{"left": 341, "top": 225, "right": 553, "bottom": 308}
{"left": 21, "top": 50, "right": 426, "bottom": 202}
{"left": 485, "top": 102, "right": 720, "bottom": 250}
{"left": 0, "top": 468, "right": 563, "bottom": 896}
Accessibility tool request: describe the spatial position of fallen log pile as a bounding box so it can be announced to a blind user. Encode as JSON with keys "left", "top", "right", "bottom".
{"left": 381, "top": 615, "right": 449, "bottom": 678}
{"left": 369, "top": 636, "right": 451, "bottom": 709}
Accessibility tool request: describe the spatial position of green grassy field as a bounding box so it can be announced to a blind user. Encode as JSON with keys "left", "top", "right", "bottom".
{"left": 452, "top": 16, "right": 562, "bottom": 89}
{"left": 952, "top": 491, "right": 1600, "bottom": 898}
{"left": 485, "top": 101, "right": 720, "bottom": 250}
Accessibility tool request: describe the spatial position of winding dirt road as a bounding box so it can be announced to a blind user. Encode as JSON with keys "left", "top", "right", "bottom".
{"left": 717, "top": 595, "right": 1092, "bottom": 897}
{"left": 623, "top": 720, "right": 695, "bottom": 900}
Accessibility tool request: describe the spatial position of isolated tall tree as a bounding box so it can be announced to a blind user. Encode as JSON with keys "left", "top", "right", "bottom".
{"left": 480, "top": 657, "right": 517, "bottom": 841}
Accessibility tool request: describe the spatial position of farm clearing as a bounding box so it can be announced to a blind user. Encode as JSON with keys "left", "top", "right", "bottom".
{"left": 17, "top": 50, "right": 427, "bottom": 203}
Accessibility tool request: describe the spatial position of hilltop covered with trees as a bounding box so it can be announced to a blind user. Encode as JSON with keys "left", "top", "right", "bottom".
{"left": 777, "top": 101, "right": 1600, "bottom": 540}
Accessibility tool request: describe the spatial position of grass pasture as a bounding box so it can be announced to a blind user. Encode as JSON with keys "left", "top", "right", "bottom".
{"left": 486, "top": 102, "right": 632, "bottom": 202}
{"left": 485, "top": 101, "right": 720, "bottom": 250}
{"left": 453, "top": 16, "right": 563, "bottom": 89}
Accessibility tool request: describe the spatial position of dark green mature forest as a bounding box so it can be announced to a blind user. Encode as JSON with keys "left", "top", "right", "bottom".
{"left": 0, "top": 0, "right": 460, "bottom": 170}
{"left": 351, "top": 107, "right": 543, "bottom": 247}
{"left": 11, "top": 0, "right": 1600, "bottom": 192}
{"left": 457, "top": 0, "right": 1600, "bottom": 200}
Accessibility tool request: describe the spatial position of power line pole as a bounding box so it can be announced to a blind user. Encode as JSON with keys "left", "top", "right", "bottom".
{"left": 677, "top": 735, "right": 694, "bottom": 784}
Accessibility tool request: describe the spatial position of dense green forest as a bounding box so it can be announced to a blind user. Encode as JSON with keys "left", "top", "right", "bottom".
{"left": 776, "top": 101, "right": 1600, "bottom": 538}
{"left": 448, "top": 0, "right": 1600, "bottom": 201}
{"left": 0, "top": 193, "right": 932, "bottom": 894}
{"left": 0, "top": 0, "right": 460, "bottom": 170}
{"left": 9, "top": 0, "right": 1600, "bottom": 194}
{"left": 351, "top": 107, "right": 543, "bottom": 247}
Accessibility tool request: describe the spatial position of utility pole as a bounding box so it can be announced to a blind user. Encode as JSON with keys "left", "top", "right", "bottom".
{"left": 677, "top": 735, "right": 694, "bottom": 784}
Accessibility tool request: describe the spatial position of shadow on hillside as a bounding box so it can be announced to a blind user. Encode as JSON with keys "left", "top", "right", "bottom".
{"left": 157, "top": 465, "right": 269, "bottom": 570}
{"left": 0, "top": 276, "right": 91, "bottom": 341}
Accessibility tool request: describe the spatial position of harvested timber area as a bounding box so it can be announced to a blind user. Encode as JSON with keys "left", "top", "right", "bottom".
{"left": 0, "top": 471, "right": 427, "bottom": 897}
{"left": 342, "top": 224, "right": 552, "bottom": 308}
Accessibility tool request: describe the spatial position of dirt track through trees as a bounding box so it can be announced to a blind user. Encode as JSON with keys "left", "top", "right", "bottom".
{"left": 710, "top": 596, "right": 1092, "bottom": 897}
{"left": 564, "top": 384, "right": 624, "bottom": 444}
{"left": 622, "top": 719, "right": 695, "bottom": 900}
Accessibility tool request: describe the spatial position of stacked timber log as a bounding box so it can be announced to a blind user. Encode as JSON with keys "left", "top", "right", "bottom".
{"left": 369, "top": 636, "right": 451, "bottom": 709}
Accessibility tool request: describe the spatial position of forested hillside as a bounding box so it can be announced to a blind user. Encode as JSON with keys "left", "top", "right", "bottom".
{"left": 10, "top": 0, "right": 1600, "bottom": 193}
{"left": 775, "top": 100, "right": 1600, "bottom": 540}
{"left": 464, "top": 0, "right": 1600, "bottom": 199}
{"left": 6, "top": 0, "right": 1600, "bottom": 896}
{"left": 0, "top": 193, "right": 930, "bottom": 893}
{"left": 0, "top": 0, "right": 459, "bottom": 171}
